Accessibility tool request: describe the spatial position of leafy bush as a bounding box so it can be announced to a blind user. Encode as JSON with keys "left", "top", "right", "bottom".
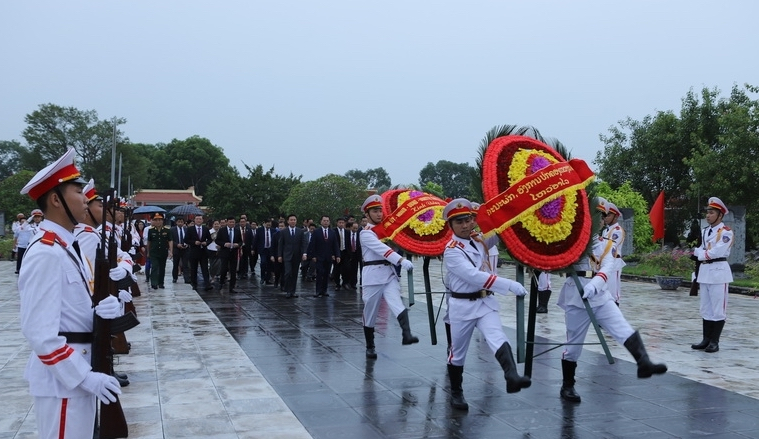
{"left": 0, "top": 238, "right": 14, "bottom": 260}
{"left": 640, "top": 249, "right": 694, "bottom": 277}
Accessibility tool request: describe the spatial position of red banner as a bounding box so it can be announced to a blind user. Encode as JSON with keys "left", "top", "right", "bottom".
{"left": 477, "top": 159, "right": 595, "bottom": 236}
{"left": 649, "top": 190, "right": 665, "bottom": 242}
{"left": 371, "top": 194, "right": 446, "bottom": 241}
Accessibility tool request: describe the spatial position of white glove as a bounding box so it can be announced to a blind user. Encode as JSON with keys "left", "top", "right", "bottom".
{"left": 582, "top": 283, "right": 598, "bottom": 299}
{"left": 693, "top": 248, "right": 705, "bottom": 260}
{"left": 400, "top": 259, "right": 414, "bottom": 272}
{"left": 118, "top": 289, "right": 133, "bottom": 303}
{"left": 94, "top": 295, "right": 121, "bottom": 319}
{"left": 79, "top": 371, "right": 121, "bottom": 404}
{"left": 509, "top": 281, "right": 527, "bottom": 297}
{"left": 109, "top": 267, "right": 128, "bottom": 281}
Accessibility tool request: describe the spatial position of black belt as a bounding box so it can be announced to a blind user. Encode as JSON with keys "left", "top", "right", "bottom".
{"left": 364, "top": 260, "right": 391, "bottom": 266}
{"left": 702, "top": 257, "right": 727, "bottom": 264}
{"left": 450, "top": 290, "right": 494, "bottom": 300}
{"left": 58, "top": 332, "right": 93, "bottom": 344}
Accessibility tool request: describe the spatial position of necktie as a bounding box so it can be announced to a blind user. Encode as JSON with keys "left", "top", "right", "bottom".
{"left": 229, "top": 228, "right": 233, "bottom": 243}
{"left": 351, "top": 233, "right": 356, "bottom": 252}
{"left": 265, "top": 230, "right": 270, "bottom": 248}
{"left": 72, "top": 241, "right": 83, "bottom": 262}
{"left": 291, "top": 228, "right": 294, "bottom": 237}
{"left": 323, "top": 229, "right": 327, "bottom": 239}
{"left": 197, "top": 226, "right": 202, "bottom": 240}
{"left": 339, "top": 230, "right": 344, "bottom": 250}
{"left": 708, "top": 228, "right": 713, "bottom": 236}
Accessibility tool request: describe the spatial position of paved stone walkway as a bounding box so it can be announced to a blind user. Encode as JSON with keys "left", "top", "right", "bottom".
{"left": 3, "top": 258, "right": 759, "bottom": 438}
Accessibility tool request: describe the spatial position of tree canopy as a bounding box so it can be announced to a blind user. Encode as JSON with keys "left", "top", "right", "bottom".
{"left": 595, "top": 84, "right": 759, "bottom": 246}
{"left": 418, "top": 160, "right": 475, "bottom": 199}
{"left": 0, "top": 170, "right": 38, "bottom": 226}
{"left": 344, "top": 167, "right": 392, "bottom": 193}
{"left": 204, "top": 164, "right": 301, "bottom": 222}
{"left": 280, "top": 174, "right": 365, "bottom": 223}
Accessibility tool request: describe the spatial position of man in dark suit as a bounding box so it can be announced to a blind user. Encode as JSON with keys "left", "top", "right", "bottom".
{"left": 332, "top": 217, "right": 350, "bottom": 291}
{"left": 277, "top": 214, "right": 309, "bottom": 298}
{"left": 170, "top": 217, "right": 190, "bottom": 283}
{"left": 237, "top": 215, "right": 252, "bottom": 280}
{"left": 186, "top": 214, "right": 213, "bottom": 291}
{"left": 346, "top": 221, "right": 362, "bottom": 290}
{"left": 255, "top": 219, "right": 276, "bottom": 285}
{"left": 215, "top": 216, "right": 243, "bottom": 293}
{"left": 308, "top": 215, "right": 340, "bottom": 298}
{"left": 247, "top": 221, "right": 259, "bottom": 280}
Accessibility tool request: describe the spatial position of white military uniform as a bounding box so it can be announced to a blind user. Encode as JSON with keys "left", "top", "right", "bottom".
{"left": 19, "top": 220, "right": 97, "bottom": 439}
{"left": 694, "top": 222, "right": 733, "bottom": 321}
{"left": 444, "top": 232, "right": 521, "bottom": 366}
{"left": 601, "top": 222, "right": 626, "bottom": 303}
{"left": 360, "top": 223, "right": 406, "bottom": 327}
{"left": 557, "top": 235, "right": 635, "bottom": 362}
{"left": 537, "top": 271, "right": 551, "bottom": 292}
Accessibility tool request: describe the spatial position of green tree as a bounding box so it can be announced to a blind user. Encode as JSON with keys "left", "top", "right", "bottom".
{"left": 596, "top": 181, "right": 657, "bottom": 253}
{"left": 0, "top": 170, "right": 38, "bottom": 227}
{"left": 595, "top": 84, "right": 759, "bottom": 242}
{"left": 0, "top": 140, "right": 25, "bottom": 180}
{"left": 204, "top": 165, "right": 301, "bottom": 221}
{"left": 345, "top": 167, "right": 392, "bottom": 193}
{"left": 152, "top": 136, "right": 232, "bottom": 196}
{"left": 281, "top": 174, "right": 365, "bottom": 223}
{"left": 21, "top": 104, "right": 127, "bottom": 179}
{"left": 684, "top": 84, "right": 759, "bottom": 245}
{"left": 418, "top": 160, "right": 475, "bottom": 199}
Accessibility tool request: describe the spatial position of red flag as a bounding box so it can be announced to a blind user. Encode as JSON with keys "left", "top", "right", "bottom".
{"left": 649, "top": 191, "right": 665, "bottom": 242}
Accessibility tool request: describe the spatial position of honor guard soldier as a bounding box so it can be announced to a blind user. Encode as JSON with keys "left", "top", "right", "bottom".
{"left": 18, "top": 149, "right": 122, "bottom": 439}
{"left": 360, "top": 194, "right": 418, "bottom": 359}
{"left": 147, "top": 212, "right": 173, "bottom": 289}
{"left": 600, "top": 201, "right": 626, "bottom": 305}
{"left": 557, "top": 198, "right": 667, "bottom": 403}
{"left": 443, "top": 198, "right": 531, "bottom": 410}
{"left": 690, "top": 196, "right": 733, "bottom": 353}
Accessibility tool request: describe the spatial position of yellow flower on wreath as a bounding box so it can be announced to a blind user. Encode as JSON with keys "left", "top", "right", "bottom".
{"left": 396, "top": 190, "right": 446, "bottom": 236}
{"left": 506, "top": 149, "right": 579, "bottom": 244}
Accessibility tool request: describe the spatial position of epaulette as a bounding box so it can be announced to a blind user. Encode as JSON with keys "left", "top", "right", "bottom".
{"left": 446, "top": 240, "right": 465, "bottom": 249}
{"left": 40, "top": 230, "right": 67, "bottom": 248}
{"left": 722, "top": 226, "right": 731, "bottom": 231}
{"left": 40, "top": 230, "right": 57, "bottom": 246}
{"left": 84, "top": 225, "right": 94, "bottom": 233}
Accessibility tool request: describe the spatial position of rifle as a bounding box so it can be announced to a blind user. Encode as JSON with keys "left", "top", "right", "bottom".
{"left": 120, "top": 206, "right": 142, "bottom": 298}
{"left": 690, "top": 257, "right": 701, "bottom": 297}
{"left": 91, "top": 189, "right": 139, "bottom": 439}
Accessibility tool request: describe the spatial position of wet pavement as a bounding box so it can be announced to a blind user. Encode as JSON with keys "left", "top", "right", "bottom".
{"left": 4, "top": 258, "right": 759, "bottom": 438}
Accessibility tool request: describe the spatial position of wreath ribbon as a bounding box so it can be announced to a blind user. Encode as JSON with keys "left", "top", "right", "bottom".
{"left": 371, "top": 194, "right": 446, "bottom": 241}
{"left": 477, "top": 159, "right": 594, "bottom": 237}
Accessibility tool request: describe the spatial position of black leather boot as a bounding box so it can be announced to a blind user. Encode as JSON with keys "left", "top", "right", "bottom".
{"left": 536, "top": 289, "right": 552, "bottom": 313}
{"left": 691, "top": 319, "right": 712, "bottom": 350}
{"left": 364, "top": 326, "right": 377, "bottom": 359}
{"left": 397, "top": 309, "right": 419, "bottom": 345}
{"left": 445, "top": 322, "right": 452, "bottom": 357}
{"left": 495, "top": 342, "right": 531, "bottom": 393}
{"left": 624, "top": 331, "right": 668, "bottom": 378}
{"left": 560, "top": 359, "right": 581, "bottom": 403}
{"left": 705, "top": 320, "right": 725, "bottom": 353}
{"left": 447, "top": 364, "right": 469, "bottom": 410}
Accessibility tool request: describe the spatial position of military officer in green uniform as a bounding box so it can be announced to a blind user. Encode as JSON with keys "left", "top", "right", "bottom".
{"left": 146, "top": 212, "right": 173, "bottom": 289}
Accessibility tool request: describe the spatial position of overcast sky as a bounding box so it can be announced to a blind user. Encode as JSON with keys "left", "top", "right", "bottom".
{"left": 1, "top": 1, "right": 756, "bottom": 186}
